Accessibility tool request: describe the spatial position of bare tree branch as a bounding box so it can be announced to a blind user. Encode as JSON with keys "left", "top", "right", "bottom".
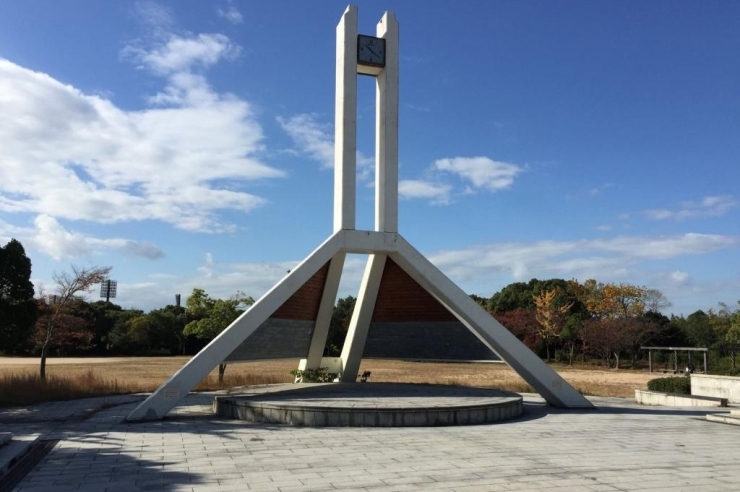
{"left": 40, "top": 265, "right": 111, "bottom": 379}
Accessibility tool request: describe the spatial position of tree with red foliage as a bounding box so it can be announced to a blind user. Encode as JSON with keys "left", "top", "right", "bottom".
{"left": 34, "top": 297, "right": 95, "bottom": 356}
{"left": 38, "top": 265, "right": 111, "bottom": 379}
{"left": 493, "top": 308, "right": 540, "bottom": 352}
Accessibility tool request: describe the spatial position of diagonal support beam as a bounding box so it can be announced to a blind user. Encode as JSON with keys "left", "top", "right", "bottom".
{"left": 340, "top": 253, "right": 387, "bottom": 381}
{"left": 390, "top": 236, "right": 593, "bottom": 408}
{"left": 126, "top": 231, "right": 346, "bottom": 421}
{"left": 304, "top": 252, "right": 346, "bottom": 368}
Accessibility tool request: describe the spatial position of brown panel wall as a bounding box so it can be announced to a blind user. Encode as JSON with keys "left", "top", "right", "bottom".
{"left": 270, "top": 262, "right": 329, "bottom": 321}
{"left": 372, "top": 258, "right": 457, "bottom": 322}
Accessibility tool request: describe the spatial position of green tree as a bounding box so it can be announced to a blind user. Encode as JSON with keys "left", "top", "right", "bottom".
{"left": 487, "top": 282, "right": 533, "bottom": 312}
{"left": 104, "top": 308, "right": 146, "bottom": 354}
{"left": 147, "top": 305, "right": 187, "bottom": 355}
{"left": 183, "top": 289, "right": 254, "bottom": 381}
{"left": 560, "top": 313, "right": 584, "bottom": 366}
{"left": 326, "top": 296, "right": 355, "bottom": 356}
{"left": 684, "top": 310, "right": 716, "bottom": 348}
{"left": 727, "top": 309, "right": 740, "bottom": 370}
{"left": 710, "top": 301, "right": 740, "bottom": 370}
{"left": 87, "top": 301, "right": 124, "bottom": 354}
{"left": 0, "top": 239, "right": 38, "bottom": 354}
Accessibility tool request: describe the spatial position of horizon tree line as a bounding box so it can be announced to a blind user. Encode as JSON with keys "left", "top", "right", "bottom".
{"left": 2, "top": 238, "right": 739, "bottom": 374}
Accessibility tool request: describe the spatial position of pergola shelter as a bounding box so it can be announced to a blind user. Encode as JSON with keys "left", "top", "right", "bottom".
{"left": 642, "top": 346, "right": 709, "bottom": 374}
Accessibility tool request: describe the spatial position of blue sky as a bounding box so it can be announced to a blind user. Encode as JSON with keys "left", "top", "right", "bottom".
{"left": 0, "top": 1, "right": 738, "bottom": 316}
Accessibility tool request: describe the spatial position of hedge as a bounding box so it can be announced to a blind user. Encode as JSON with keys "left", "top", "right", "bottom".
{"left": 647, "top": 377, "right": 691, "bottom": 395}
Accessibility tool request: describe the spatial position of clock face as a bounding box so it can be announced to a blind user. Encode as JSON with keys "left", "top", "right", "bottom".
{"left": 357, "top": 35, "right": 385, "bottom": 67}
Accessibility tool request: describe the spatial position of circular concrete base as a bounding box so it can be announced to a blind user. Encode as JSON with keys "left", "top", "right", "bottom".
{"left": 214, "top": 383, "right": 522, "bottom": 427}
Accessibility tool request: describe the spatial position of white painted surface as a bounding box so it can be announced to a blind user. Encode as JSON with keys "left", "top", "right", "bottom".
{"left": 375, "top": 12, "right": 399, "bottom": 233}
{"left": 635, "top": 389, "right": 727, "bottom": 407}
{"left": 333, "top": 5, "right": 357, "bottom": 232}
{"left": 691, "top": 373, "right": 740, "bottom": 403}
{"left": 304, "top": 253, "right": 345, "bottom": 369}
{"left": 340, "top": 254, "right": 387, "bottom": 381}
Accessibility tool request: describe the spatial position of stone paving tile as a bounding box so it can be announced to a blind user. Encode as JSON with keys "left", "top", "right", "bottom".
{"left": 5, "top": 393, "right": 740, "bottom": 491}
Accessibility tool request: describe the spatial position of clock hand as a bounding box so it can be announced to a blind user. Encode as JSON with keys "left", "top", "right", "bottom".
{"left": 366, "top": 46, "right": 379, "bottom": 57}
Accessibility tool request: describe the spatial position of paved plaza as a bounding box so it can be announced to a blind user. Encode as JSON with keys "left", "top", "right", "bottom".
{"left": 1, "top": 390, "right": 739, "bottom": 492}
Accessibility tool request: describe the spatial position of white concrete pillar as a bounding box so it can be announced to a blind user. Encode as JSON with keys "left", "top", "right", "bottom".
{"left": 304, "top": 252, "right": 346, "bottom": 368}
{"left": 334, "top": 6, "right": 358, "bottom": 232}
{"left": 340, "top": 253, "right": 386, "bottom": 381}
{"left": 375, "top": 12, "right": 399, "bottom": 233}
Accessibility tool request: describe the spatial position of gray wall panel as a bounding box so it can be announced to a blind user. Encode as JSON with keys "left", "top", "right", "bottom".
{"left": 363, "top": 321, "right": 500, "bottom": 361}
{"left": 224, "top": 319, "right": 315, "bottom": 361}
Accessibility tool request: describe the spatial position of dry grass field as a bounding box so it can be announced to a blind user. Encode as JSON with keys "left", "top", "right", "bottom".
{"left": 0, "top": 356, "right": 657, "bottom": 407}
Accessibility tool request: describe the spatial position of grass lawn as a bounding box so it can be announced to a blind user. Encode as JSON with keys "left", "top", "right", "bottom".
{"left": 0, "top": 356, "right": 656, "bottom": 407}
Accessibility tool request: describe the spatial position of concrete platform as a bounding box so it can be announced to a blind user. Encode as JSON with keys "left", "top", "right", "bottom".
{"left": 706, "top": 408, "right": 740, "bottom": 426}
{"left": 214, "top": 382, "right": 522, "bottom": 426}
{"left": 0, "top": 433, "right": 40, "bottom": 478}
{"left": 635, "top": 389, "right": 728, "bottom": 407}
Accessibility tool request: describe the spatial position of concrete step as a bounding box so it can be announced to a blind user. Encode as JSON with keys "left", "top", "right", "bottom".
{"left": 706, "top": 412, "right": 740, "bottom": 426}
{"left": 0, "top": 434, "right": 41, "bottom": 477}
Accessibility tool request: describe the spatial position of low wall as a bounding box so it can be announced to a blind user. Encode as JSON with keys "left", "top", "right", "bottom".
{"left": 635, "top": 390, "right": 727, "bottom": 407}
{"left": 691, "top": 374, "right": 740, "bottom": 403}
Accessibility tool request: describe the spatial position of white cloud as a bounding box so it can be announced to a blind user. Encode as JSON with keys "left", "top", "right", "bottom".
{"left": 55, "top": 233, "right": 737, "bottom": 314}
{"left": 670, "top": 270, "right": 690, "bottom": 285}
{"left": 277, "top": 114, "right": 335, "bottom": 169}
{"left": 433, "top": 157, "right": 521, "bottom": 192}
{"left": 0, "top": 25, "right": 283, "bottom": 234}
{"left": 277, "top": 113, "right": 374, "bottom": 174}
{"left": 217, "top": 4, "right": 243, "bottom": 24}
{"left": 134, "top": 1, "right": 175, "bottom": 31}
{"left": 644, "top": 195, "right": 737, "bottom": 221}
{"left": 123, "top": 33, "right": 240, "bottom": 76}
{"left": 277, "top": 118, "right": 522, "bottom": 205}
{"left": 0, "top": 214, "right": 164, "bottom": 261}
{"left": 428, "top": 233, "right": 739, "bottom": 285}
{"left": 398, "top": 180, "right": 451, "bottom": 205}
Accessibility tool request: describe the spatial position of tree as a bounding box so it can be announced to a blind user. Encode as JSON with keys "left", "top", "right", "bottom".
{"left": 710, "top": 301, "right": 740, "bottom": 370}
{"left": 727, "top": 309, "right": 740, "bottom": 370}
{"left": 622, "top": 316, "right": 665, "bottom": 367}
{"left": 39, "top": 265, "right": 111, "bottom": 379}
{"left": 103, "top": 307, "right": 145, "bottom": 354}
{"left": 0, "top": 239, "right": 38, "bottom": 354}
{"left": 34, "top": 297, "right": 96, "bottom": 356}
{"left": 581, "top": 318, "right": 630, "bottom": 368}
{"left": 642, "top": 288, "right": 671, "bottom": 313}
{"left": 581, "top": 281, "right": 647, "bottom": 319}
{"left": 183, "top": 289, "right": 254, "bottom": 381}
{"left": 533, "top": 288, "right": 573, "bottom": 361}
{"left": 147, "top": 305, "right": 187, "bottom": 355}
{"left": 560, "top": 313, "right": 584, "bottom": 366}
{"left": 493, "top": 308, "right": 540, "bottom": 352}
{"left": 326, "top": 295, "right": 355, "bottom": 356}
{"left": 684, "top": 310, "right": 716, "bottom": 348}
{"left": 86, "top": 301, "right": 125, "bottom": 355}
{"left": 488, "top": 282, "right": 533, "bottom": 312}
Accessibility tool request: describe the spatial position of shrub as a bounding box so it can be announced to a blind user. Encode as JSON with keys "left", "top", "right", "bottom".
{"left": 647, "top": 376, "right": 690, "bottom": 395}
{"left": 290, "top": 367, "right": 337, "bottom": 383}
